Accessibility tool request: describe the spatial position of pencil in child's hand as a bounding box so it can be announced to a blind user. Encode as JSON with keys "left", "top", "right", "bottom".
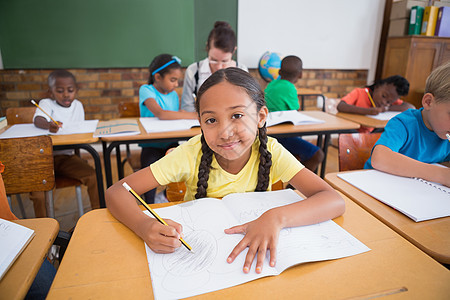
{"left": 446, "top": 133, "right": 450, "bottom": 142}
{"left": 31, "top": 100, "right": 61, "bottom": 127}
{"left": 122, "top": 182, "right": 194, "bottom": 253}
{"left": 364, "top": 88, "right": 376, "bottom": 108}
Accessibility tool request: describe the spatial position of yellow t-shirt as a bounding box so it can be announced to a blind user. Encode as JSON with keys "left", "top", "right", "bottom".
{"left": 150, "top": 135, "right": 304, "bottom": 200}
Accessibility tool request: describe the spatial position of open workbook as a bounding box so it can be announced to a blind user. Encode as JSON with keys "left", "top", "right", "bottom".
{"left": 139, "top": 117, "right": 200, "bottom": 133}
{"left": 266, "top": 110, "right": 325, "bottom": 127}
{"left": 0, "top": 218, "right": 35, "bottom": 280}
{"left": 144, "top": 189, "right": 369, "bottom": 299}
{"left": 338, "top": 170, "right": 450, "bottom": 222}
{"left": 93, "top": 119, "right": 140, "bottom": 137}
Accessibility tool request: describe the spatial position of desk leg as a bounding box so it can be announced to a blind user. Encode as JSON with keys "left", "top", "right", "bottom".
{"left": 103, "top": 142, "right": 116, "bottom": 188}
{"left": 116, "top": 145, "right": 124, "bottom": 180}
{"left": 53, "top": 144, "right": 105, "bottom": 208}
{"left": 320, "top": 134, "right": 330, "bottom": 178}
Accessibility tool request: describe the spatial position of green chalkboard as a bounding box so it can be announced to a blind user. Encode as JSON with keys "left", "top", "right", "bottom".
{"left": 0, "top": 0, "right": 237, "bottom": 69}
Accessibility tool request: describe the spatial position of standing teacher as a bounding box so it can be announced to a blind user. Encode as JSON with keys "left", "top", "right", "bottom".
{"left": 181, "top": 21, "right": 248, "bottom": 112}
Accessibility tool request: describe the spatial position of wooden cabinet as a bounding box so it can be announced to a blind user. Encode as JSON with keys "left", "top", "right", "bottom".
{"left": 382, "top": 36, "right": 450, "bottom": 108}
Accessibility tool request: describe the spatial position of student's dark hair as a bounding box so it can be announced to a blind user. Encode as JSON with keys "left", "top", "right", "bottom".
{"left": 148, "top": 53, "right": 181, "bottom": 84}
{"left": 279, "top": 55, "right": 303, "bottom": 82}
{"left": 48, "top": 70, "right": 77, "bottom": 89}
{"left": 367, "top": 75, "right": 410, "bottom": 96}
{"left": 206, "top": 21, "right": 237, "bottom": 54}
{"left": 194, "top": 68, "right": 271, "bottom": 199}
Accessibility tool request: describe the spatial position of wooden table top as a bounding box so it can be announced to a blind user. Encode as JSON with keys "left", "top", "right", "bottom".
{"left": 326, "top": 172, "right": 450, "bottom": 264}
{"left": 335, "top": 112, "right": 388, "bottom": 128}
{"left": 101, "top": 111, "right": 360, "bottom": 143}
{"left": 47, "top": 195, "right": 450, "bottom": 299}
{"left": 0, "top": 218, "right": 59, "bottom": 300}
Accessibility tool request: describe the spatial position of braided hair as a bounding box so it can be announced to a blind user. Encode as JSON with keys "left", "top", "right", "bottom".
{"left": 194, "top": 68, "right": 272, "bottom": 199}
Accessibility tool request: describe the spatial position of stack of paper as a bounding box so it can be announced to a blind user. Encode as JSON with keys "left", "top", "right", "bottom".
{"left": 0, "top": 218, "right": 35, "bottom": 280}
{"left": 93, "top": 119, "right": 140, "bottom": 137}
{"left": 266, "top": 110, "right": 325, "bottom": 127}
{"left": 139, "top": 117, "right": 199, "bottom": 133}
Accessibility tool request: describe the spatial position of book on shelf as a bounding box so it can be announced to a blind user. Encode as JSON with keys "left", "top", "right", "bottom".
{"left": 139, "top": 117, "right": 200, "bottom": 133}
{"left": 0, "top": 218, "right": 35, "bottom": 280}
{"left": 409, "top": 5, "right": 425, "bottom": 35}
{"left": 266, "top": 110, "right": 325, "bottom": 127}
{"left": 93, "top": 119, "right": 140, "bottom": 137}
{"left": 144, "top": 189, "right": 370, "bottom": 299}
{"left": 421, "top": 6, "right": 439, "bottom": 36}
{"left": 338, "top": 169, "right": 450, "bottom": 222}
{"left": 435, "top": 6, "right": 450, "bottom": 37}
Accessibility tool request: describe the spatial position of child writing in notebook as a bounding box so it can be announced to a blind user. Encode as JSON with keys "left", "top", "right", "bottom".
{"left": 365, "top": 62, "right": 450, "bottom": 187}
{"left": 140, "top": 54, "right": 197, "bottom": 203}
{"left": 31, "top": 70, "right": 99, "bottom": 217}
{"left": 337, "top": 75, "right": 413, "bottom": 115}
{"left": 107, "top": 68, "right": 345, "bottom": 274}
{"left": 264, "top": 55, "right": 324, "bottom": 172}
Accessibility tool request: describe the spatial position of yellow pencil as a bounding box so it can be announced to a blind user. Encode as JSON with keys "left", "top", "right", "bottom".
{"left": 122, "top": 182, "right": 193, "bottom": 252}
{"left": 31, "top": 100, "right": 61, "bottom": 127}
{"left": 364, "top": 88, "right": 376, "bottom": 108}
{"left": 446, "top": 133, "right": 450, "bottom": 142}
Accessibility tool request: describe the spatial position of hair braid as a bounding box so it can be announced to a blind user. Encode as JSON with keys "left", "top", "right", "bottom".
{"left": 255, "top": 126, "right": 272, "bottom": 191}
{"left": 195, "top": 135, "right": 214, "bottom": 199}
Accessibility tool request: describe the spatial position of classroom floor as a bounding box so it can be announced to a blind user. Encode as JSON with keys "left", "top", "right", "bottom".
{"left": 9, "top": 139, "right": 340, "bottom": 232}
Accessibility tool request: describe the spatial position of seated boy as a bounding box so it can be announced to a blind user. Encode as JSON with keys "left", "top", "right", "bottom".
{"left": 31, "top": 70, "right": 100, "bottom": 217}
{"left": 337, "top": 75, "right": 414, "bottom": 115}
{"left": 365, "top": 62, "right": 450, "bottom": 187}
{"left": 265, "top": 55, "right": 324, "bottom": 172}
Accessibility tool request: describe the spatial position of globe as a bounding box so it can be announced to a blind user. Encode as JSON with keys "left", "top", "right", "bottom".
{"left": 258, "top": 51, "right": 283, "bottom": 82}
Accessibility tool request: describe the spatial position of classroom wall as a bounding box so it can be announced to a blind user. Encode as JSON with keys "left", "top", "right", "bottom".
{"left": 237, "top": 0, "right": 385, "bottom": 83}
{"left": 0, "top": 68, "right": 367, "bottom": 120}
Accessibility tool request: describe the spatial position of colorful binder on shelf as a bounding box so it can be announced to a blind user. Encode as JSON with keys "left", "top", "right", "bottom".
{"left": 409, "top": 6, "right": 424, "bottom": 35}
{"left": 421, "top": 6, "right": 439, "bottom": 36}
{"left": 435, "top": 7, "right": 450, "bottom": 37}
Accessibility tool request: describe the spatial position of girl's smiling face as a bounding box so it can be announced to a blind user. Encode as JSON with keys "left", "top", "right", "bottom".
{"left": 198, "top": 81, "right": 267, "bottom": 173}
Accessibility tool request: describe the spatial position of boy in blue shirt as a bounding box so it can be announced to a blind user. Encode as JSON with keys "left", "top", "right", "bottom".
{"left": 365, "top": 62, "right": 450, "bottom": 187}
{"left": 265, "top": 55, "right": 324, "bottom": 172}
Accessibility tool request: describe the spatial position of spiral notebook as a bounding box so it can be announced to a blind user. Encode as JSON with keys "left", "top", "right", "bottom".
{"left": 338, "top": 170, "right": 450, "bottom": 222}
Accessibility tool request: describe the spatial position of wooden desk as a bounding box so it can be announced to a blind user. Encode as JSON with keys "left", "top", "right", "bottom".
{"left": 47, "top": 196, "right": 450, "bottom": 299}
{"left": 0, "top": 218, "right": 59, "bottom": 300}
{"left": 325, "top": 172, "right": 450, "bottom": 264}
{"left": 336, "top": 112, "right": 388, "bottom": 129}
{"left": 101, "top": 111, "right": 359, "bottom": 186}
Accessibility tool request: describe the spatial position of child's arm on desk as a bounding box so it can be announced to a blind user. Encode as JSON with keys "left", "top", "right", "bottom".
{"left": 106, "top": 167, "right": 183, "bottom": 252}
{"left": 388, "top": 101, "right": 415, "bottom": 112}
{"left": 336, "top": 101, "right": 384, "bottom": 115}
{"left": 144, "top": 98, "right": 197, "bottom": 120}
{"left": 225, "top": 168, "right": 345, "bottom": 274}
{"left": 371, "top": 144, "right": 450, "bottom": 187}
{"left": 34, "top": 116, "right": 61, "bottom": 133}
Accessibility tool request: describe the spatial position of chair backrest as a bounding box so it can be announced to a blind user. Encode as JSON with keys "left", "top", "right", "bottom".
{"left": 6, "top": 107, "right": 36, "bottom": 125}
{"left": 338, "top": 133, "right": 382, "bottom": 171}
{"left": 118, "top": 102, "right": 140, "bottom": 118}
{"left": 0, "top": 136, "right": 55, "bottom": 194}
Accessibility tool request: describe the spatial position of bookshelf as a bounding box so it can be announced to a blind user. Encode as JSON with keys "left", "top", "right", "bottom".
{"left": 382, "top": 35, "right": 450, "bottom": 108}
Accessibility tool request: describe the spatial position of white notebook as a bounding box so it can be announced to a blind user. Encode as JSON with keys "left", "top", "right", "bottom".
{"left": 338, "top": 170, "right": 450, "bottom": 222}
{"left": 0, "top": 218, "right": 35, "bottom": 280}
{"left": 266, "top": 110, "right": 325, "bottom": 127}
{"left": 144, "top": 189, "right": 369, "bottom": 299}
{"left": 139, "top": 117, "right": 200, "bottom": 133}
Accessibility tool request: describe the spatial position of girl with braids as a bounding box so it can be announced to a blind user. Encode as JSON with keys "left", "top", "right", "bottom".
{"left": 106, "top": 68, "right": 345, "bottom": 274}
{"left": 139, "top": 54, "right": 197, "bottom": 203}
